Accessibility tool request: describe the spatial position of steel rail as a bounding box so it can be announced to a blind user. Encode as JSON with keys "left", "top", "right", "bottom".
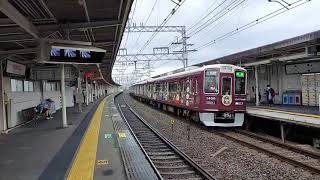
{"left": 213, "top": 130, "right": 320, "bottom": 175}
{"left": 235, "top": 129, "right": 320, "bottom": 159}
{"left": 115, "top": 94, "right": 163, "bottom": 180}
{"left": 129, "top": 93, "right": 320, "bottom": 175}
{"left": 116, "top": 93, "right": 216, "bottom": 180}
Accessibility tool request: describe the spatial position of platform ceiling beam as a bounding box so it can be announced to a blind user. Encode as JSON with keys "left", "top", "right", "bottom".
{"left": 0, "top": 20, "right": 121, "bottom": 37}
{"left": 0, "top": 0, "right": 39, "bottom": 39}
{"left": 0, "top": 48, "right": 37, "bottom": 55}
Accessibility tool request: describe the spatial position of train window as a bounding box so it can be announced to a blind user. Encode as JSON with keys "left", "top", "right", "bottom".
{"left": 169, "top": 82, "right": 177, "bottom": 92}
{"left": 235, "top": 71, "right": 246, "bottom": 94}
{"left": 156, "top": 84, "right": 161, "bottom": 92}
{"left": 222, "top": 77, "right": 232, "bottom": 95}
{"left": 195, "top": 79, "right": 199, "bottom": 94}
{"left": 177, "top": 83, "right": 181, "bottom": 92}
{"left": 204, "top": 70, "right": 218, "bottom": 93}
{"left": 189, "top": 79, "right": 193, "bottom": 93}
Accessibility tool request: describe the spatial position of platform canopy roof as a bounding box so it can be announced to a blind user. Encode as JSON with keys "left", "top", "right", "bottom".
{"left": 0, "top": 0, "right": 133, "bottom": 85}
{"left": 194, "top": 30, "right": 320, "bottom": 67}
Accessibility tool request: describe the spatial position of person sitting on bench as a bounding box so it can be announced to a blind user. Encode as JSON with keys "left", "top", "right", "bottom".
{"left": 35, "top": 99, "right": 53, "bottom": 120}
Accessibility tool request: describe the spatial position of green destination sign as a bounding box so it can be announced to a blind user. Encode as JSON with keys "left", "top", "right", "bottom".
{"left": 236, "top": 71, "right": 245, "bottom": 78}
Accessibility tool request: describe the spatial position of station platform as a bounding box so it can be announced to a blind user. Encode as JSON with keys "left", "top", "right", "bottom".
{"left": 0, "top": 94, "right": 159, "bottom": 180}
{"left": 247, "top": 104, "right": 320, "bottom": 128}
{"left": 0, "top": 97, "right": 103, "bottom": 180}
{"left": 67, "top": 94, "right": 159, "bottom": 180}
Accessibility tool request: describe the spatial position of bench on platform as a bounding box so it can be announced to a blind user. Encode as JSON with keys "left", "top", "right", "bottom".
{"left": 21, "top": 107, "right": 43, "bottom": 126}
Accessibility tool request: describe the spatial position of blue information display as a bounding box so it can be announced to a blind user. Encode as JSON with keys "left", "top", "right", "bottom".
{"left": 49, "top": 47, "right": 104, "bottom": 64}
{"left": 80, "top": 50, "right": 91, "bottom": 58}
{"left": 50, "top": 48, "right": 61, "bottom": 57}
{"left": 64, "top": 49, "right": 77, "bottom": 58}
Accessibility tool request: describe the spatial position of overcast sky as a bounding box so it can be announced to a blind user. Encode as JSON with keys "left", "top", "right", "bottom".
{"left": 115, "top": 0, "right": 320, "bottom": 84}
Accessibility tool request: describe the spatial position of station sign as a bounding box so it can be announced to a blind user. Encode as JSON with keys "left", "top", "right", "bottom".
{"left": 49, "top": 45, "right": 105, "bottom": 64}
{"left": 38, "top": 39, "right": 106, "bottom": 65}
{"left": 6, "top": 60, "right": 26, "bottom": 76}
{"left": 84, "top": 72, "right": 94, "bottom": 78}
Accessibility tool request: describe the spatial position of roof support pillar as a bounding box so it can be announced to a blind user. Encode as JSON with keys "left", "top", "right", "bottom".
{"left": 77, "top": 70, "right": 83, "bottom": 113}
{"left": 60, "top": 64, "right": 68, "bottom": 128}
{"left": 278, "top": 62, "right": 283, "bottom": 103}
{"left": 0, "top": 61, "right": 7, "bottom": 133}
{"left": 90, "top": 80, "right": 93, "bottom": 102}
{"left": 85, "top": 77, "right": 89, "bottom": 106}
{"left": 255, "top": 65, "right": 260, "bottom": 106}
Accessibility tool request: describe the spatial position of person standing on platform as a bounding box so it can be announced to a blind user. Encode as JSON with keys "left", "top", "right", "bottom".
{"left": 82, "top": 89, "right": 86, "bottom": 105}
{"left": 266, "top": 85, "right": 275, "bottom": 105}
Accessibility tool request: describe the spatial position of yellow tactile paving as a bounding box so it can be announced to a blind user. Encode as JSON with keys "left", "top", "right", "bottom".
{"left": 249, "top": 107, "right": 320, "bottom": 119}
{"left": 67, "top": 97, "right": 109, "bottom": 180}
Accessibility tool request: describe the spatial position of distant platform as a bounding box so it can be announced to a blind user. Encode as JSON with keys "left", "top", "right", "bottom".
{"left": 247, "top": 104, "right": 320, "bottom": 128}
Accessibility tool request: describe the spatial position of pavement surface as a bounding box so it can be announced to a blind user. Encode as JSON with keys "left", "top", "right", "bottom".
{"left": 248, "top": 103, "right": 320, "bottom": 115}
{"left": 0, "top": 98, "right": 102, "bottom": 180}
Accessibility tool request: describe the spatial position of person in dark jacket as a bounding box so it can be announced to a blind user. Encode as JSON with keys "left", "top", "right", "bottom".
{"left": 266, "top": 85, "right": 275, "bottom": 105}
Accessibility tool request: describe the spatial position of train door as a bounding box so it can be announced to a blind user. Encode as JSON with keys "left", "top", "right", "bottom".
{"left": 221, "top": 75, "right": 233, "bottom": 107}
{"left": 194, "top": 77, "right": 200, "bottom": 108}
{"left": 190, "top": 77, "right": 195, "bottom": 107}
{"left": 165, "top": 82, "right": 169, "bottom": 101}
{"left": 185, "top": 78, "right": 191, "bottom": 106}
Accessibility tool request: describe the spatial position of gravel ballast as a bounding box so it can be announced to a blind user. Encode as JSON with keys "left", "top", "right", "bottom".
{"left": 123, "top": 93, "right": 319, "bottom": 180}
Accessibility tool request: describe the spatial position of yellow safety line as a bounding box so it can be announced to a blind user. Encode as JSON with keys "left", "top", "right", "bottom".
{"left": 67, "top": 97, "right": 109, "bottom": 180}
{"left": 248, "top": 107, "right": 320, "bottom": 119}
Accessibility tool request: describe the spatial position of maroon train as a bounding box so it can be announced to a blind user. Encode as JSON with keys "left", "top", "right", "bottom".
{"left": 129, "top": 64, "right": 247, "bottom": 127}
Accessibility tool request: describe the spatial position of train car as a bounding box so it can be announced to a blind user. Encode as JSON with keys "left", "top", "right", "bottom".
{"left": 129, "top": 64, "right": 247, "bottom": 127}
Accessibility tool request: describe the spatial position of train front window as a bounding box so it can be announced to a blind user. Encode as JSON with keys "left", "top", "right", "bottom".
{"left": 235, "top": 71, "right": 246, "bottom": 95}
{"left": 204, "top": 70, "right": 218, "bottom": 93}
{"left": 222, "top": 77, "right": 232, "bottom": 95}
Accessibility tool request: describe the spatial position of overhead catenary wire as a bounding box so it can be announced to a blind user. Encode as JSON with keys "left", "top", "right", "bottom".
{"left": 118, "top": 0, "right": 187, "bottom": 79}
{"left": 115, "top": 0, "right": 139, "bottom": 81}
{"left": 188, "top": 0, "right": 247, "bottom": 38}
{"left": 186, "top": 0, "right": 221, "bottom": 32}
{"left": 194, "top": 0, "right": 311, "bottom": 51}
{"left": 187, "top": 0, "right": 229, "bottom": 34}
{"left": 123, "top": 0, "right": 138, "bottom": 48}
{"left": 165, "top": 0, "right": 228, "bottom": 48}
{"left": 162, "top": 0, "right": 247, "bottom": 68}
{"left": 191, "top": 0, "right": 249, "bottom": 44}
{"left": 137, "top": 0, "right": 187, "bottom": 54}
{"left": 115, "top": 0, "right": 172, "bottom": 79}
{"left": 166, "top": 0, "right": 245, "bottom": 51}
{"left": 131, "top": 0, "right": 158, "bottom": 53}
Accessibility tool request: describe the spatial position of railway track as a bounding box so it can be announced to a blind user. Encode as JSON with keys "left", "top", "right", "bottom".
{"left": 214, "top": 129, "right": 320, "bottom": 174}
{"left": 115, "top": 94, "right": 216, "bottom": 180}
{"left": 125, "top": 93, "right": 320, "bottom": 176}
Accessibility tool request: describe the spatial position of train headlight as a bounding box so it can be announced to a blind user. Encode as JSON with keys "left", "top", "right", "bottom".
{"left": 235, "top": 102, "right": 243, "bottom": 105}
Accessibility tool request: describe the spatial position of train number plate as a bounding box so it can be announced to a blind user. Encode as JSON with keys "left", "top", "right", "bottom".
{"left": 206, "top": 96, "right": 216, "bottom": 101}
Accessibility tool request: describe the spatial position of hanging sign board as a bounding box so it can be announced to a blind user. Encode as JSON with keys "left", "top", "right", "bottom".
{"left": 84, "top": 72, "right": 94, "bottom": 78}
{"left": 37, "top": 39, "right": 106, "bottom": 64}
{"left": 49, "top": 45, "right": 106, "bottom": 64}
{"left": 6, "top": 60, "right": 26, "bottom": 76}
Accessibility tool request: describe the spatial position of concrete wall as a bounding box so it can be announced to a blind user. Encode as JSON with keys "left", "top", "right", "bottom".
{"left": 4, "top": 78, "right": 41, "bottom": 128}
{"left": 3, "top": 77, "right": 75, "bottom": 128}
